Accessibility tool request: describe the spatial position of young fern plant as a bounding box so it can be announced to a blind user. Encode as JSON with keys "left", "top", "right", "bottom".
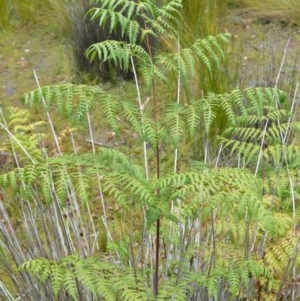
{"left": 2, "top": 1, "right": 299, "bottom": 301}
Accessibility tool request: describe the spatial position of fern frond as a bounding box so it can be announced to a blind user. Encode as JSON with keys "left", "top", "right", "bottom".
{"left": 6, "top": 106, "right": 30, "bottom": 128}
{"left": 0, "top": 107, "right": 48, "bottom": 163}
{"left": 156, "top": 277, "right": 188, "bottom": 301}
{"left": 214, "top": 92, "right": 237, "bottom": 125}
{"left": 120, "top": 101, "right": 143, "bottom": 136}
{"left": 100, "top": 95, "right": 121, "bottom": 133}
{"left": 22, "top": 84, "right": 104, "bottom": 123}
{"left": 162, "top": 102, "right": 186, "bottom": 146}
{"left": 199, "top": 95, "right": 217, "bottom": 134}
{"left": 21, "top": 254, "right": 151, "bottom": 301}
{"left": 158, "top": 33, "right": 230, "bottom": 81}
{"left": 244, "top": 87, "right": 285, "bottom": 116}
{"left": 143, "top": 0, "right": 183, "bottom": 35}
{"left": 50, "top": 263, "right": 65, "bottom": 298}
{"left": 20, "top": 257, "right": 49, "bottom": 278}
{"left": 265, "top": 233, "right": 299, "bottom": 276}
{"left": 192, "top": 33, "right": 231, "bottom": 73}
{"left": 142, "top": 115, "right": 159, "bottom": 149}
{"left": 0, "top": 148, "right": 154, "bottom": 208}
{"left": 86, "top": 41, "right": 156, "bottom": 84}
{"left": 183, "top": 100, "right": 202, "bottom": 136}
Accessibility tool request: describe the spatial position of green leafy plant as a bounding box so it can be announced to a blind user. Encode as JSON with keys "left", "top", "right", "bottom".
{"left": 0, "top": 0, "right": 299, "bottom": 301}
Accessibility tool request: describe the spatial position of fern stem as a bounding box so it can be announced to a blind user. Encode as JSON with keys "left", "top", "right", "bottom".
{"left": 130, "top": 56, "right": 149, "bottom": 180}
{"left": 176, "top": 219, "right": 194, "bottom": 285}
{"left": 274, "top": 38, "right": 290, "bottom": 90}
{"left": 286, "top": 166, "right": 298, "bottom": 299}
{"left": 70, "top": 129, "right": 77, "bottom": 155}
{"left": 174, "top": 37, "right": 181, "bottom": 173}
{"left": 214, "top": 144, "right": 223, "bottom": 168}
{"left": 207, "top": 209, "right": 217, "bottom": 277}
{"left": 166, "top": 36, "right": 182, "bottom": 278}
{"left": 51, "top": 190, "right": 74, "bottom": 256}
{"left": 0, "top": 281, "right": 15, "bottom": 301}
{"left": 254, "top": 119, "right": 269, "bottom": 177}
{"left": 85, "top": 111, "right": 100, "bottom": 251}
{"left": 274, "top": 38, "right": 291, "bottom": 142}
{"left": 33, "top": 70, "right": 62, "bottom": 155}
{"left": 204, "top": 135, "right": 209, "bottom": 164}
{"left": 154, "top": 217, "right": 160, "bottom": 296}
{"left": 282, "top": 82, "right": 298, "bottom": 144}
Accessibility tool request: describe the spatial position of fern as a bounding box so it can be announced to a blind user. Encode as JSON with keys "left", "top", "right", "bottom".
{"left": 0, "top": 107, "right": 48, "bottom": 164}
{"left": 22, "top": 84, "right": 105, "bottom": 123}
{"left": 158, "top": 33, "right": 230, "bottom": 81}
{"left": 1, "top": 1, "right": 299, "bottom": 300}
{"left": 20, "top": 254, "right": 151, "bottom": 301}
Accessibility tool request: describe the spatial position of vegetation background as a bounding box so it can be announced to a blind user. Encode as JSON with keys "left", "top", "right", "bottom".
{"left": 0, "top": 0, "right": 300, "bottom": 300}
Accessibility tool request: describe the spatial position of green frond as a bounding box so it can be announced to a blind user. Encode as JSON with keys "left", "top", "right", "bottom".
{"left": 183, "top": 100, "right": 202, "bottom": 136}
{"left": 262, "top": 169, "right": 294, "bottom": 200}
{"left": 86, "top": 41, "right": 154, "bottom": 84}
{"left": 272, "top": 213, "right": 293, "bottom": 237}
{"left": 157, "top": 0, "right": 183, "bottom": 25}
{"left": 139, "top": 61, "right": 167, "bottom": 88}
{"left": 20, "top": 254, "right": 150, "bottom": 301}
{"left": 20, "top": 257, "right": 52, "bottom": 281}
{"left": 206, "top": 268, "right": 224, "bottom": 299}
{"left": 0, "top": 107, "right": 48, "bottom": 163}
{"left": 156, "top": 277, "right": 188, "bottom": 301}
{"left": 0, "top": 148, "right": 154, "bottom": 208}
{"left": 40, "top": 170, "right": 53, "bottom": 203}
{"left": 74, "top": 171, "right": 90, "bottom": 204}
{"left": 6, "top": 106, "right": 30, "bottom": 128}
{"left": 100, "top": 94, "right": 121, "bottom": 133}
{"left": 162, "top": 102, "right": 186, "bottom": 146}
{"left": 89, "top": 5, "right": 142, "bottom": 44}
{"left": 156, "top": 168, "right": 262, "bottom": 215}
{"left": 64, "top": 269, "right": 78, "bottom": 300}
{"left": 55, "top": 168, "right": 69, "bottom": 202}
{"left": 50, "top": 263, "right": 65, "bottom": 298}
{"left": 192, "top": 33, "right": 231, "bottom": 72}
{"left": 215, "top": 87, "right": 297, "bottom": 168}
{"left": 158, "top": 33, "right": 230, "bottom": 81}
{"left": 226, "top": 269, "right": 240, "bottom": 295}
{"left": 120, "top": 101, "right": 143, "bottom": 136}
{"left": 22, "top": 84, "right": 104, "bottom": 123}
{"left": 144, "top": 0, "right": 183, "bottom": 35}
{"left": 244, "top": 87, "right": 285, "bottom": 116}
{"left": 231, "top": 89, "right": 247, "bottom": 115}
{"left": 142, "top": 115, "right": 159, "bottom": 149}
{"left": 199, "top": 95, "right": 217, "bottom": 134}
{"left": 222, "top": 126, "right": 262, "bottom": 142}
{"left": 219, "top": 137, "right": 260, "bottom": 165}
{"left": 214, "top": 92, "right": 237, "bottom": 125}
{"left": 265, "top": 233, "right": 299, "bottom": 276}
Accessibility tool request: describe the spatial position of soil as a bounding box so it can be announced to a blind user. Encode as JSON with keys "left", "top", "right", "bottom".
{"left": 0, "top": 23, "right": 73, "bottom": 107}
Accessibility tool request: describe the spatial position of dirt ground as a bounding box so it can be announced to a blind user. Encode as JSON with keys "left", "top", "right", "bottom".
{"left": 0, "top": 23, "right": 73, "bottom": 107}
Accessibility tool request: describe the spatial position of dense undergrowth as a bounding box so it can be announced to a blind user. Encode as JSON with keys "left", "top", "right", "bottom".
{"left": 0, "top": 0, "right": 300, "bottom": 301}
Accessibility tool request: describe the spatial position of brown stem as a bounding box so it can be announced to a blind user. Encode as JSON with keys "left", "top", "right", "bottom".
{"left": 154, "top": 142, "right": 160, "bottom": 296}
{"left": 141, "top": 8, "right": 160, "bottom": 296}
{"left": 154, "top": 217, "right": 160, "bottom": 296}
